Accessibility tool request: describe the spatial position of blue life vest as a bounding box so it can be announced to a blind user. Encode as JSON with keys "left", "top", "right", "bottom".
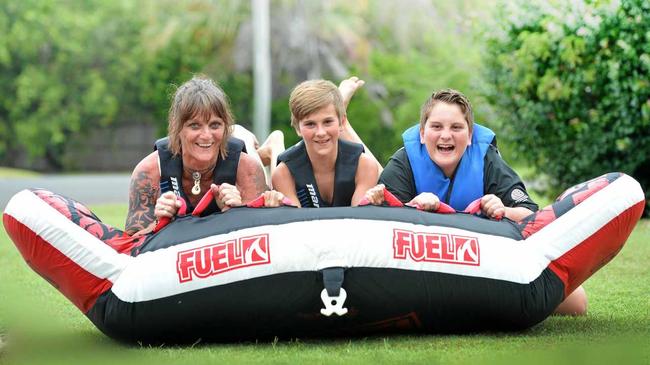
{"left": 402, "top": 123, "right": 495, "bottom": 210}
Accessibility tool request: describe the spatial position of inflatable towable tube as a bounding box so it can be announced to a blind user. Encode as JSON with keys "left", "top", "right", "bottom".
{"left": 2, "top": 173, "right": 645, "bottom": 343}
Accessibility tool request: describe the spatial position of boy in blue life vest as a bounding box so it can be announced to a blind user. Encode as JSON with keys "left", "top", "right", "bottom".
{"left": 365, "top": 89, "right": 537, "bottom": 221}
{"left": 364, "top": 89, "right": 587, "bottom": 316}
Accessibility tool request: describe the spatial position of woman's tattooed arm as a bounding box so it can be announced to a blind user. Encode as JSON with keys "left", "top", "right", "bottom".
{"left": 125, "top": 170, "right": 160, "bottom": 235}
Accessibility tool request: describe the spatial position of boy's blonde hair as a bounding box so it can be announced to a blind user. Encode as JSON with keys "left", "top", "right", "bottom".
{"left": 289, "top": 80, "right": 345, "bottom": 129}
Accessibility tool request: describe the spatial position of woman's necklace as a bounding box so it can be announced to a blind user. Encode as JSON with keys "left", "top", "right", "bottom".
{"left": 184, "top": 163, "right": 216, "bottom": 196}
{"left": 191, "top": 171, "right": 202, "bottom": 195}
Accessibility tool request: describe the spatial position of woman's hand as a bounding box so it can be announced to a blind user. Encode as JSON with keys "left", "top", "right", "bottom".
{"left": 212, "top": 183, "right": 242, "bottom": 212}
{"left": 480, "top": 194, "right": 505, "bottom": 219}
{"left": 155, "top": 191, "right": 181, "bottom": 219}
{"left": 364, "top": 184, "right": 386, "bottom": 205}
{"left": 406, "top": 192, "right": 440, "bottom": 212}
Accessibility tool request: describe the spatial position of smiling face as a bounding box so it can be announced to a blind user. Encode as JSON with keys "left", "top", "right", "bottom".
{"left": 297, "top": 103, "right": 342, "bottom": 158}
{"left": 420, "top": 102, "right": 472, "bottom": 177}
{"left": 167, "top": 77, "right": 234, "bottom": 159}
{"left": 179, "top": 113, "right": 225, "bottom": 170}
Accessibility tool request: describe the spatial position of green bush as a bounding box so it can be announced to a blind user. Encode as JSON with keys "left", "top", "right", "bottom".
{"left": 485, "top": 0, "right": 650, "bottom": 214}
{"left": 0, "top": 0, "right": 248, "bottom": 170}
{"left": 0, "top": 0, "right": 147, "bottom": 169}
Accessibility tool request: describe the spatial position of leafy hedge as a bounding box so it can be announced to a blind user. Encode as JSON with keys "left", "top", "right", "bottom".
{"left": 0, "top": 1, "right": 516, "bottom": 173}
{"left": 0, "top": 0, "right": 146, "bottom": 168}
{"left": 485, "top": 0, "right": 650, "bottom": 214}
{"left": 0, "top": 0, "right": 249, "bottom": 169}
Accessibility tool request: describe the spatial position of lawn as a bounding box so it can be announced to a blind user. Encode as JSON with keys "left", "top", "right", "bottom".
{"left": 0, "top": 203, "right": 648, "bottom": 365}
{"left": 0, "top": 167, "right": 40, "bottom": 178}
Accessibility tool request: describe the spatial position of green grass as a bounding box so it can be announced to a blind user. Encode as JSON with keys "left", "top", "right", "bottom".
{"left": 1, "top": 204, "right": 648, "bottom": 365}
{"left": 0, "top": 167, "right": 40, "bottom": 178}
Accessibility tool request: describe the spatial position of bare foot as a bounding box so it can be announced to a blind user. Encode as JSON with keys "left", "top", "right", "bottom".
{"left": 232, "top": 125, "right": 262, "bottom": 165}
{"left": 257, "top": 130, "right": 285, "bottom": 167}
{"left": 554, "top": 285, "right": 588, "bottom": 316}
{"left": 339, "top": 76, "right": 365, "bottom": 108}
{"left": 258, "top": 146, "right": 272, "bottom": 166}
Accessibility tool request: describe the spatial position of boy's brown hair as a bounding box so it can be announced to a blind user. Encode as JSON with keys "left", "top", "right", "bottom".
{"left": 420, "top": 89, "right": 474, "bottom": 133}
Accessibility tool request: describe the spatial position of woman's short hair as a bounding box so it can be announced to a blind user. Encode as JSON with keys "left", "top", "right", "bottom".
{"left": 419, "top": 89, "right": 474, "bottom": 133}
{"left": 167, "top": 76, "right": 234, "bottom": 158}
{"left": 289, "top": 80, "right": 344, "bottom": 129}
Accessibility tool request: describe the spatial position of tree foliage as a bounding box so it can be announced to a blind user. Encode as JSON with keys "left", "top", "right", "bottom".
{"left": 0, "top": 0, "right": 495, "bottom": 171}
{"left": 0, "top": 0, "right": 248, "bottom": 169}
{"left": 0, "top": 0, "right": 147, "bottom": 168}
{"left": 252, "top": 0, "right": 496, "bottom": 163}
{"left": 360, "top": 0, "right": 491, "bottom": 163}
{"left": 485, "top": 0, "right": 650, "bottom": 211}
{"left": 137, "top": 0, "right": 250, "bottom": 132}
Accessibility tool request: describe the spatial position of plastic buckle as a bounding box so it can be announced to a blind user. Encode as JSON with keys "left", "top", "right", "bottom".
{"left": 320, "top": 288, "right": 348, "bottom": 316}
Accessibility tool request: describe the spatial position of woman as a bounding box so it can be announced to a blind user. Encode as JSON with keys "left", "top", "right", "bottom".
{"left": 125, "top": 76, "right": 268, "bottom": 236}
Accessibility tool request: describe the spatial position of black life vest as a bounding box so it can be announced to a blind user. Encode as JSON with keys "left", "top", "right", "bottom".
{"left": 277, "top": 139, "right": 363, "bottom": 207}
{"left": 154, "top": 137, "right": 246, "bottom": 215}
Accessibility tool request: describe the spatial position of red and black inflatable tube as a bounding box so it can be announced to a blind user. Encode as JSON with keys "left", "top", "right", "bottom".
{"left": 2, "top": 172, "right": 645, "bottom": 343}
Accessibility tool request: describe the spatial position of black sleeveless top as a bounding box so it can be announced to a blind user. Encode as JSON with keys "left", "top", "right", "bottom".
{"left": 155, "top": 137, "right": 246, "bottom": 215}
{"left": 277, "top": 139, "right": 363, "bottom": 207}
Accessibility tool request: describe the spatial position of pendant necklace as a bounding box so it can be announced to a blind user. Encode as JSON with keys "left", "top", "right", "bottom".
{"left": 185, "top": 162, "right": 216, "bottom": 196}
{"left": 191, "top": 172, "right": 202, "bottom": 195}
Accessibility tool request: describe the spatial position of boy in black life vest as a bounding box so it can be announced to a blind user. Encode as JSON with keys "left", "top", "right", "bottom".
{"left": 272, "top": 78, "right": 379, "bottom": 207}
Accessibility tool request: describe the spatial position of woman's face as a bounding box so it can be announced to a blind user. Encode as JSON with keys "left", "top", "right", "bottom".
{"left": 179, "top": 112, "right": 225, "bottom": 169}
{"left": 420, "top": 102, "right": 472, "bottom": 177}
{"left": 296, "top": 103, "right": 342, "bottom": 158}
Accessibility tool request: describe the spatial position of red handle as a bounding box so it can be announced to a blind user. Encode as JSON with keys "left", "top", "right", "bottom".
{"left": 246, "top": 194, "right": 266, "bottom": 208}
{"left": 153, "top": 216, "right": 171, "bottom": 233}
{"left": 153, "top": 197, "right": 188, "bottom": 233}
{"left": 462, "top": 197, "right": 502, "bottom": 220}
{"left": 435, "top": 202, "right": 456, "bottom": 214}
{"left": 383, "top": 188, "right": 404, "bottom": 207}
{"left": 193, "top": 188, "right": 215, "bottom": 216}
{"left": 357, "top": 197, "right": 370, "bottom": 206}
{"left": 463, "top": 198, "right": 482, "bottom": 215}
{"left": 282, "top": 197, "right": 297, "bottom": 207}
{"left": 246, "top": 193, "right": 299, "bottom": 208}
{"left": 358, "top": 188, "right": 404, "bottom": 207}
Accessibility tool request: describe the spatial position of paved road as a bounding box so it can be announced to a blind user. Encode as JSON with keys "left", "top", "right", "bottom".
{"left": 1, "top": 174, "right": 131, "bottom": 209}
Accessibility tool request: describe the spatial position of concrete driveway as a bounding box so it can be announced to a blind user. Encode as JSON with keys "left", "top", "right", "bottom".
{"left": 1, "top": 174, "right": 131, "bottom": 210}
